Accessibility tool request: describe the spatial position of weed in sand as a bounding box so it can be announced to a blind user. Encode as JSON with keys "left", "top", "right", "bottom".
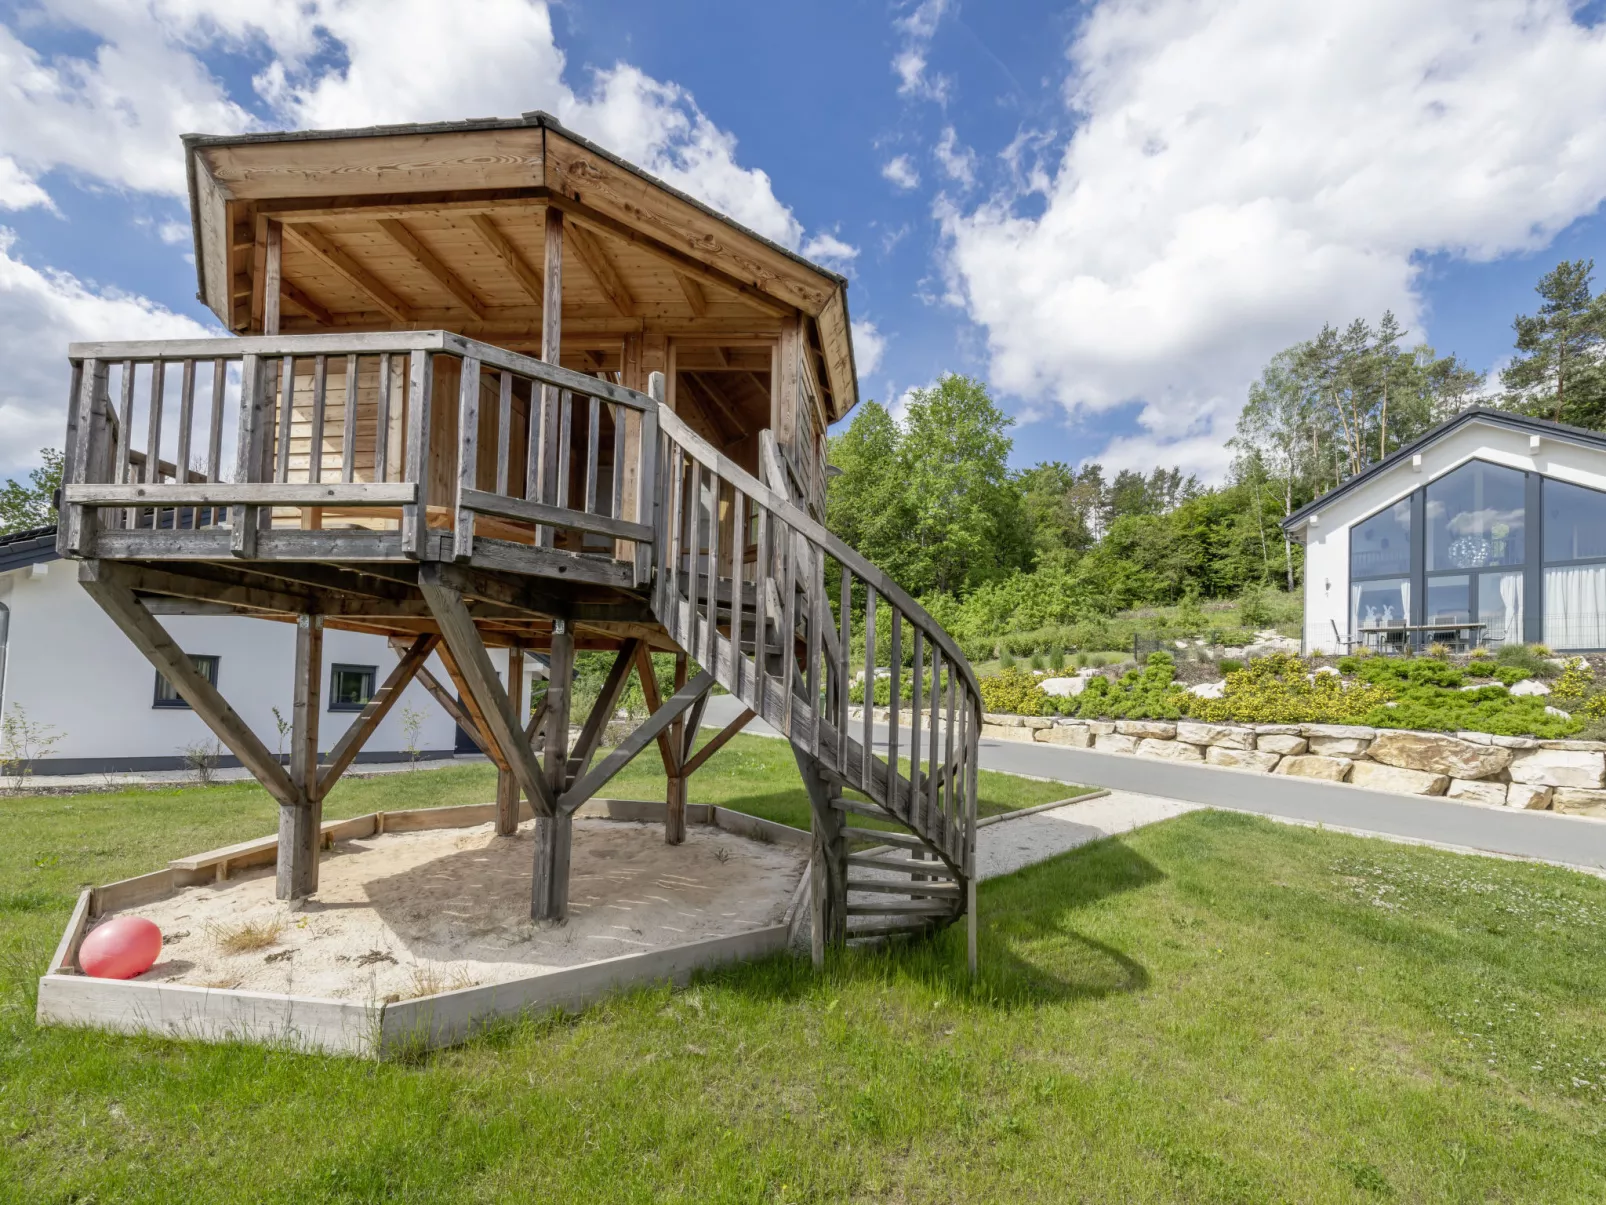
{"left": 209, "top": 916, "right": 285, "bottom": 955}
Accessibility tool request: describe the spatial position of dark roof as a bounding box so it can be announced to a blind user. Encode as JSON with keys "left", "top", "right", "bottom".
{"left": 1280, "top": 407, "right": 1606, "bottom": 533}
{"left": 180, "top": 110, "right": 849, "bottom": 289}
{"left": 0, "top": 525, "right": 59, "bottom": 574}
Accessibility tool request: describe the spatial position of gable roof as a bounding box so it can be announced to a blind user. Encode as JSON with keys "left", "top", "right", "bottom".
{"left": 1280, "top": 407, "right": 1606, "bottom": 534}
{"left": 0, "top": 525, "right": 59, "bottom": 574}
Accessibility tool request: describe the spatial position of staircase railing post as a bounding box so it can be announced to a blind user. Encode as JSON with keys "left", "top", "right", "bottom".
{"left": 794, "top": 748, "right": 846, "bottom": 964}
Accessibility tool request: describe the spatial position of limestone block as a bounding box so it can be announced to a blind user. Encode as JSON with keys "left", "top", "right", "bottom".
{"left": 1538, "top": 739, "right": 1606, "bottom": 752}
{"left": 1095, "top": 733, "right": 1139, "bottom": 754}
{"left": 1490, "top": 734, "right": 1540, "bottom": 749}
{"left": 1257, "top": 734, "right": 1308, "bottom": 756}
{"left": 1136, "top": 737, "right": 1203, "bottom": 762}
{"left": 1205, "top": 747, "right": 1282, "bottom": 773}
{"left": 1087, "top": 720, "right": 1116, "bottom": 736}
{"left": 980, "top": 723, "right": 1036, "bottom": 743}
{"left": 1307, "top": 735, "right": 1372, "bottom": 757}
{"left": 1551, "top": 788, "right": 1606, "bottom": 817}
{"left": 1176, "top": 721, "right": 1255, "bottom": 749}
{"left": 1350, "top": 760, "right": 1450, "bottom": 795}
{"left": 1508, "top": 748, "right": 1606, "bottom": 789}
{"left": 1454, "top": 731, "right": 1494, "bottom": 745}
{"left": 982, "top": 713, "right": 1026, "bottom": 727}
{"left": 1039, "top": 677, "right": 1086, "bottom": 697}
{"left": 1116, "top": 720, "right": 1177, "bottom": 739}
{"left": 1035, "top": 724, "right": 1091, "bottom": 748}
{"left": 1509, "top": 679, "right": 1550, "bottom": 696}
{"left": 1254, "top": 724, "right": 1303, "bottom": 735}
{"left": 1275, "top": 754, "right": 1353, "bottom": 781}
{"left": 1020, "top": 717, "right": 1055, "bottom": 730}
{"left": 1505, "top": 783, "right": 1553, "bottom": 810}
{"left": 1366, "top": 731, "right": 1512, "bottom": 779}
{"left": 1445, "top": 779, "right": 1509, "bottom": 805}
{"left": 1303, "top": 724, "right": 1376, "bottom": 740}
{"left": 1187, "top": 680, "right": 1227, "bottom": 699}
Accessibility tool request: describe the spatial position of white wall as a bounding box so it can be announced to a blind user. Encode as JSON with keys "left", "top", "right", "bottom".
{"left": 1298, "top": 419, "right": 1606, "bottom": 654}
{"left": 0, "top": 559, "right": 526, "bottom": 771}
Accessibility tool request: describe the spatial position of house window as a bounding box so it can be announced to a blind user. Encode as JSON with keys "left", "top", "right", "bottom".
{"left": 329, "top": 664, "right": 377, "bottom": 711}
{"left": 1426, "top": 460, "right": 1525, "bottom": 571}
{"left": 153, "top": 654, "right": 219, "bottom": 708}
{"left": 1542, "top": 478, "right": 1606, "bottom": 650}
{"left": 1350, "top": 498, "right": 1411, "bottom": 578}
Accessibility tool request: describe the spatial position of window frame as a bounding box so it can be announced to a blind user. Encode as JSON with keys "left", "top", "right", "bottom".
{"left": 153, "top": 654, "right": 220, "bottom": 709}
{"left": 328, "top": 663, "right": 378, "bottom": 713}
{"left": 1540, "top": 476, "right": 1606, "bottom": 652}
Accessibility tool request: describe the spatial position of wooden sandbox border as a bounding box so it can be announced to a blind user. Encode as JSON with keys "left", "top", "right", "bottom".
{"left": 36, "top": 799, "right": 811, "bottom": 1058}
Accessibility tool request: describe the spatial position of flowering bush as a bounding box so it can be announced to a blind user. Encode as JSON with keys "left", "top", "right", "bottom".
{"left": 1189, "top": 654, "right": 1391, "bottom": 725}
{"left": 977, "top": 667, "right": 1053, "bottom": 716}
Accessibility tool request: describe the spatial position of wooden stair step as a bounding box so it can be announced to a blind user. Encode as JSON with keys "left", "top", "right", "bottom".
{"left": 846, "top": 899, "right": 958, "bottom": 917}
{"left": 842, "top": 826, "right": 932, "bottom": 851}
{"left": 847, "top": 917, "right": 945, "bottom": 939}
{"left": 831, "top": 797, "right": 912, "bottom": 825}
{"left": 846, "top": 852, "right": 958, "bottom": 878}
{"left": 847, "top": 878, "right": 961, "bottom": 898}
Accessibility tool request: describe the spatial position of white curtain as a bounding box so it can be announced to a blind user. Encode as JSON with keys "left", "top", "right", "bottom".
{"left": 1498, "top": 573, "right": 1523, "bottom": 645}
{"left": 1544, "top": 565, "right": 1606, "bottom": 649}
{"left": 1399, "top": 580, "right": 1410, "bottom": 626}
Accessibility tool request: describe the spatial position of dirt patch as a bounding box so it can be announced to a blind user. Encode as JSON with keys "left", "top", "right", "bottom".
{"left": 93, "top": 818, "right": 806, "bottom": 1003}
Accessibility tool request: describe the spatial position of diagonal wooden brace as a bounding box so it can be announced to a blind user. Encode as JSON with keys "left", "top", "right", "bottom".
{"left": 568, "top": 639, "right": 641, "bottom": 781}
{"left": 558, "top": 670, "right": 715, "bottom": 814}
{"left": 388, "top": 636, "right": 490, "bottom": 758}
{"left": 418, "top": 564, "right": 555, "bottom": 816}
{"left": 318, "top": 632, "right": 438, "bottom": 798}
{"left": 77, "top": 560, "right": 298, "bottom": 806}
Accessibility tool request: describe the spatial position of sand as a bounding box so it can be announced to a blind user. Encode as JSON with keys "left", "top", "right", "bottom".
{"left": 97, "top": 818, "right": 807, "bottom": 1003}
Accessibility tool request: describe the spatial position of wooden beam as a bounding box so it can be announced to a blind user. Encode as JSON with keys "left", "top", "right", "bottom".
{"left": 433, "top": 642, "right": 510, "bottom": 773}
{"left": 558, "top": 670, "right": 716, "bottom": 814}
{"left": 564, "top": 222, "right": 635, "bottom": 318}
{"left": 318, "top": 633, "right": 438, "bottom": 797}
{"left": 280, "top": 277, "right": 333, "bottom": 326}
{"left": 675, "top": 272, "right": 708, "bottom": 318}
{"left": 468, "top": 213, "right": 544, "bottom": 306}
{"left": 376, "top": 218, "right": 488, "bottom": 320}
{"left": 282, "top": 222, "right": 412, "bottom": 324}
{"left": 497, "top": 643, "right": 525, "bottom": 835}
{"left": 632, "top": 644, "right": 680, "bottom": 776}
{"left": 682, "top": 708, "right": 753, "bottom": 777}
{"left": 388, "top": 637, "right": 489, "bottom": 757}
{"left": 263, "top": 219, "right": 283, "bottom": 336}
{"left": 280, "top": 614, "right": 324, "bottom": 899}
{"left": 77, "top": 561, "right": 297, "bottom": 807}
{"left": 418, "top": 564, "right": 556, "bottom": 816}
{"left": 568, "top": 640, "right": 641, "bottom": 780}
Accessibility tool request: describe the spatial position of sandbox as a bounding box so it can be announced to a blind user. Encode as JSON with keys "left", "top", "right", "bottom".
{"left": 37, "top": 799, "right": 809, "bottom": 1057}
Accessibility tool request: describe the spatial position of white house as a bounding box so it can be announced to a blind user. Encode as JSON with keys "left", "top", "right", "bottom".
{"left": 1284, "top": 407, "right": 1606, "bottom": 656}
{"left": 0, "top": 525, "right": 527, "bottom": 773}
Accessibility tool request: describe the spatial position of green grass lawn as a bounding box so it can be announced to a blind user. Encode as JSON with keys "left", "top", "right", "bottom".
{"left": 4, "top": 742, "right": 1606, "bottom": 1201}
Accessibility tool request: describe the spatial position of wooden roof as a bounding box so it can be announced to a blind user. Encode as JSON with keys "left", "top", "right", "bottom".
{"left": 183, "top": 113, "right": 860, "bottom": 420}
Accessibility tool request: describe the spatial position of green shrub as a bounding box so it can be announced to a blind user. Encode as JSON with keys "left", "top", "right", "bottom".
{"left": 1048, "top": 644, "right": 1065, "bottom": 672}
{"left": 1188, "top": 653, "right": 1392, "bottom": 726}
{"left": 1492, "top": 665, "right": 1532, "bottom": 687}
{"left": 1495, "top": 643, "right": 1558, "bottom": 678}
{"left": 1066, "top": 652, "right": 1186, "bottom": 721}
{"left": 1238, "top": 583, "right": 1273, "bottom": 628}
{"left": 977, "top": 668, "right": 1051, "bottom": 717}
{"left": 1554, "top": 657, "right": 1596, "bottom": 698}
{"left": 999, "top": 647, "right": 1015, "bottom": 669}
{"left": 1218, "top": 658, "right": 1243, "bottom": 675}
{"left": 1368, "top": 692, "right": 1579, "bottom": 738}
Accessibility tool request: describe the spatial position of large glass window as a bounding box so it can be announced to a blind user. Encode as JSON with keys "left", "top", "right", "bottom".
{"left": 1350, "top": 498, "right": 1412, "bottom": 578}
{"left": 1424, "top": 576, "right": 1471, "bottom": 627}
{"left": 1543, "top": 478, "right": 1606, "bottom": 563}
{"left": 1425, "top": 460, "right": 1525, "bottom": 570}
{"left": 1477, "top": 570, "right": 1524, "bottom": 646}
{"left": 1352, "top": 577, "right": 1410, "bottom": 634}
{"left": 1543, "top": 477, "right": 1606, "bottom": 648}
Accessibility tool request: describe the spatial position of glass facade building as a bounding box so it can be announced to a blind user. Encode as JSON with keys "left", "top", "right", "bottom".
{"left": 1350, "top": 459, "right": 1606, "bottom": 650}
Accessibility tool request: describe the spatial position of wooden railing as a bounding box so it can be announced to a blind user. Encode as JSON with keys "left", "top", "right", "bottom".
{"left": 57, "top": 331, "right": 655, "bottom": 572}
{"left": 652, "top": 405, "right": 982, "bottom": 882}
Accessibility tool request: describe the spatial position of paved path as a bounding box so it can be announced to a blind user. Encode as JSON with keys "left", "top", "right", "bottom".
{"left": 973, "top": 791, "right": 1199, "bottom": 880}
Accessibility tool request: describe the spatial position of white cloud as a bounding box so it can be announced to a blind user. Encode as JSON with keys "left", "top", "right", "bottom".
{"left": 882, "top": 154, "right": 921, "bottom": 191}
{"left": 933, "top": 126, "right": 975, "bottom": 187}
{"left": 943, "top": 0, "right": 1606, "bottom": 480}
{"left": 801, "top": 231, "right": 860, "bottom": 271}
{"left": 851, "top": 319, "right": 886, "bottom": 377}
{"left": 0, "top": 228, "right": 212, "bottom": 479}
{"left": 892, "top": 0, "right": 951, "bottom": 103}
{"left": 0, "top": 156, "right": 55, "bottom": 211}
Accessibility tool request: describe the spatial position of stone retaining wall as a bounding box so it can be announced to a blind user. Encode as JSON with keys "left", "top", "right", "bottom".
{"left": 849, "top": 707, "right": 1606, "bottom": 817}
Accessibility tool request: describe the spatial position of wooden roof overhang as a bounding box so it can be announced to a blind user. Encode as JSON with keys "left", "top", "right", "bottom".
{"left": 182, "top": 112, "right": 859, "bottom": 422}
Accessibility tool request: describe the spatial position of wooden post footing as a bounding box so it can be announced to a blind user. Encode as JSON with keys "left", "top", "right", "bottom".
{"left": 531, "top": 812, "right": 573, "bottom": 923}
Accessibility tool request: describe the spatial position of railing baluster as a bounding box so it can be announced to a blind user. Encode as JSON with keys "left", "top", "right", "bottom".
{"left": 175, "top": 358, "right": 196, "bottom": 528}
{"left": 730, "top": 489, "right": 746, "bottom": 706}
{"left": 585, "top": 395, "right": 601, "bottom": 517}
{"left": 663, "top": 443, "right": 687, "bottom": 640}
{"left": 402, "top": 350, "right": 433, "bottom": 556}
{"left": 683, "top": 458, "right": 703, "bottom": 656}
{"left": 229, "top": 354, "right": 263, "bottom": 557}
{"left": 752, "top": 503, "right": 772, "bottom": 718}
{"left": 837, "top": 565, "right": 852, "bottom": 769}
{"left": 309, "top": 355, "right": 328, "bottom": 485}
{"left": 612, "top": 402, "right": 626, "bottom": 521}
{"left": 860, "top": 589, "right": 876, "bottom": 794}
{"left": 275, "top": 355, "right": 294, "bottom": 483}
{"left": 115, "top": 361, "right": 135, "bottom": 531}
{"left": 374, "top": 353, "right": 392, "bottom": 484}
{"left": 779, "top": 519, "right": 797, "bottom": 741}
{"left": 556, "top": 389, "right": 573, "bottom": 519}
{"left": 807, "top": 541, "right": 824, "bottom": 758}
{"left": 455, "top": 355, "right": 481, "bottom": 560}
{"left": 944, "top": 668, "right": 957, "bottom": 833}
{"left": 910, "top": 628, "right": 924, "bottom": 830}
{"left": 703, "top": 475, "right": 720, "bottom": 672}
{"left": 495, "top": 370, "right": 512, "bottom": 496}
{"left": 928, "top": 645, "right": 943, "bottom": 830}
{"left": 206, "top": 359, "right": 225, "bottom": 480}
{"left": 340, "top": 353, "right": 358, "bottom": 483}
{"left": 886, "top": 609, "right": 902, "bottom": 817}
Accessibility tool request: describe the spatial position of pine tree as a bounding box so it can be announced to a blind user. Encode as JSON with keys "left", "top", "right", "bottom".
{"left": 0, "top": 450, "right": 62, "bottom": 536}
{"left": 1502, "top": 259, "right": 1606, "bottom": 428}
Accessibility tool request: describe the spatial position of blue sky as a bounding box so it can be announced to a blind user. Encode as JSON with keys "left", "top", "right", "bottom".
{"left": 4, "top": 0, "right": 1606, "bottom": 486}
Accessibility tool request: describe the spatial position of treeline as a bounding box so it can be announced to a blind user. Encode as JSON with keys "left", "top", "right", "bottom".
{"left": 828, "top": 258, "right": 1606, "bottom": 647}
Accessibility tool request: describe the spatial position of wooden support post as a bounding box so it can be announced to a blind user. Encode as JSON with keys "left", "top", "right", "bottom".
{"left": 263, "top": 220, "right": 283, "bottom": 336}
{"left": 497, "top": 643, "right": 525, "bottom": 836}
{"left": 666, "top": 652, "right": 689, "bottom": 845}
{"left": 533, "top": 618, "right": 575, "bottom": 922}
{"left": 534, "top": 206, "right": 564, "bottom": 547}
{"left": 279, "top": 613, "right": 323, "bottom": 900}
{"left": 793, "top": 747, "right": 846, "bottom": 964}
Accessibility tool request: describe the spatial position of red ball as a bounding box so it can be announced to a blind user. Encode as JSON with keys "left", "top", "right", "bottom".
{"left": 79, "top": 916, "right": 163, "bottom": 980}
